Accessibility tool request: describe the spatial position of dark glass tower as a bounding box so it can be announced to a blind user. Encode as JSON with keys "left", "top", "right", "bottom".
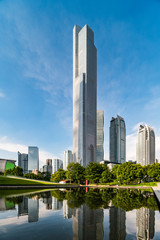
{"left": 110, "top": 115, "right": 126, "bottom": 163}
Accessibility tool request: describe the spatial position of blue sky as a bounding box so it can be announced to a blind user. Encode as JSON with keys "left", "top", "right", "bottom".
{"left": 0, "top": 0, "right": 160, "bottom": 166}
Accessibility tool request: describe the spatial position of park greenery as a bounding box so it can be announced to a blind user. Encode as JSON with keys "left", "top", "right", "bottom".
{"left": 3, "top": 162, "right": 160, "bottom": 186}
{"left": 50, "top": 162, "right": 160, "bottom": 185}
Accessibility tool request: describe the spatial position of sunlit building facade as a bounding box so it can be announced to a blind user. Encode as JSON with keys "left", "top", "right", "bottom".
{"left": 110, "top": 115, "right": 126, "bottom": 163}
{"left": 53, "top": 159, "right": 63, "bottom": 174}
{"left": 96, "top": 110, "right": 104, "bottom": 162}
{"left": 136, "top": 124, "right": 155, "bottom": 166}
{"left": 73, "top": 24, "right": 97, "bottom": 167}
{"left": 63, "top": 150, "right": 73, "bottom": 170}
{"left": 28, "top": 146, "right": 39, "bottom": 172}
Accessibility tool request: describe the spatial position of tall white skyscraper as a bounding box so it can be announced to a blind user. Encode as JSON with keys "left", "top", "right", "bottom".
{"left": 53, "top": 159, "right": 63, "bottom": 174}
{"left": 136, "top": 124, "right": 155, "bottom": 165}
{"left": 73, "top": 24, "right": 97, "bottom": 167}
{"left": 28, "top": 146, "right": 39, "bottom": 172}
{"left": 110, "top": 115, "right": 126, "bottom": 163}
{"left": 96, "top": 110, "right": 104, "bottom": 162}
{"left": 63, "top": 150, "right": 73, "bottom": 170}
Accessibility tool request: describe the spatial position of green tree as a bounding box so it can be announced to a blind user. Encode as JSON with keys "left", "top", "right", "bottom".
{"left": 111, "top": 164, "right": 120, "bottom": 180}
{"left": 5, "top": 166, "right": 23, "bottom": 177}
{"left": 117, "top": 162, "right": 145, "bottom": 184}
{"left": 85, "top": 162, "right": 103, "bottom": 183}
{"left": 66, "top": 162, "right": 85, "bottom": 184}
{"left": 50, "top": 169, "right": 66, "bottom": 182}
{"left": 100, "top": 165, "right": 112, "bottom": 183}
{"left": 146, "top": 163, "right": 160, "bottom": 181}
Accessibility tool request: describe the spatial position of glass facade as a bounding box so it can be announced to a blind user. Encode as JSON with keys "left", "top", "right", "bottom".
{"left": 18, "top": 152, "right": 28, "bottom": 174}
{"left": 136, "top": 125, "right": 155, "bottom": 165}
{"left": 96, "top": 110, "right": 104, "bottom": 162}
{"left": 63, "top": 150, "right": 73, "bottom": 171}
{"left": 28, "top": 146, "right": 39, "bottom": 172}
{"left": 110, "top": 115, "right": 126, "bottom": 163}
{"left": 73, "top": 25, "right": 97, "bottom": 167}
{"left": 53, "top": 159, "right": 63, "bottom": 174}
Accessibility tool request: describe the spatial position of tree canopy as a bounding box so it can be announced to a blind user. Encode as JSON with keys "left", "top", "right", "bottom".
{"left": 50, "top": 169, "right": 66, "bottom": 183}
{"left": 85, "top": 162, "right": 103, "bottom": 183}
{"left": 66, "top": 162, "right": 85, "bottom": 184}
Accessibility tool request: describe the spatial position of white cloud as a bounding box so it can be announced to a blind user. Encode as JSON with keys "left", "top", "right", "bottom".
{"left": 0, "top": 91, "right": 5, "bottom": 98}
{"left": 0, "top": 136, "right": 57, "bottom": 167}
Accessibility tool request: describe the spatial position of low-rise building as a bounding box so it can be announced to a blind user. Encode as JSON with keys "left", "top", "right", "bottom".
{"left": 0, "top": 158, "right": 16, "bottom": 173}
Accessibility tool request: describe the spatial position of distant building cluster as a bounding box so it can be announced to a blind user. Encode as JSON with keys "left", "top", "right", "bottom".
{"left": 0, "top": 24, "right": 158, "bottom": 174}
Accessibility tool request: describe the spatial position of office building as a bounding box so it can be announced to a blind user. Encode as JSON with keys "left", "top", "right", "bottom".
{"left": 53, "top": 159, "right": 63, "bottom": 174}
{"left": 18, "top": 196, "right": 28, "bottom": 216}
{"left": 63, "top": 200, "right": 73, "bottom": 219}
{"left": 73, "top": 24, "right": 97, "bottom": 167}
{"left": 42, "top": 159, "right": 52, "bottom": 174}
{"left": 63, "top": 150, "right": 73, "bottom": 170}
{"left": 136, "top": 207, "right": 155, "bottom": 240}
{"left": 28, "top": 146, "right": 39, "bottom": 172}
{"left": 110, "top": 115, "right": 126, "bottom": 163}
{"left": 136, "top": 124, "right": 155, "bottom": 166}
{"left": 96, "top": 110, "right": 104, "bottom": 162}
{"left": 18, "top": 152, "right": 28, "bottom": 174}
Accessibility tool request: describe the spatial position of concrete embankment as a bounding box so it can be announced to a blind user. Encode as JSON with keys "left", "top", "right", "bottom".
{"left": 152, "top": 183, "right": 160, "bottom": 210}
{"left": 0, "top": 185, "right": 81, "bottom": 189}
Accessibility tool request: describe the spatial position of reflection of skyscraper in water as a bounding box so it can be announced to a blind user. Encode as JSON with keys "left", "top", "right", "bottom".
{"left": 136, "top": 207, "right": 155, "bottom": 240}
{"left": 42, "top": 192, "right": 52, "bottom": 210}
{"left": 72, "top": 204, "right": 103, "bottom": 240}
{"left": 52, "top": 197, "right": 63, "bottom": 210}
{"left": 63, "top": 200, "right": 73, "bottom": 219}
{"left": 28, "top": 198, "right": 39, "bottom": 223}
{"left": 18, "top": 197, "right": 28, "bottom": 216}
{"left": 109, "top": 207, "right": 126, "bottom": 240}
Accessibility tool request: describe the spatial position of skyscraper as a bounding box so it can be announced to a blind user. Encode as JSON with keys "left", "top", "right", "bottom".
{"left": 18, "top": 152, "right": 28, "bottom": 174}
{"left": 53, "top": 159, "right": 63, "bottom": 174}
{"left": 73, "top": 24, "right": 97, "bottom": 167}
{"left": 28, "top": 146, "right": 39, "bottom": 172}
{"left": 63, "top": 150, "right": 73, "bottom": 170}
{"left": 136, "top": 124, "right": 155, "bottom": 166}
{"left": 42, "top": 159, "right": 52, "bottom": 174}
{"left": 110, "top": 115, "right": 126, "bottom": 163}
{"left": 136, "top": 207, "right": 155, "bottom": 240}
{"left": 96, "top": 110, "right": 104, "bottom": 162}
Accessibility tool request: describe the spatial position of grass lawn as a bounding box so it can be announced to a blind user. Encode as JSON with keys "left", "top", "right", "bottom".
{"left": 0, "top": 176, "right": 59, "bottom": 186}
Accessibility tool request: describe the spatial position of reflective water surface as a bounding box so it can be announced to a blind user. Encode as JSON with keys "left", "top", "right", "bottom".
{"left": 0, "top": 188, "right": 160, "bottom": 240}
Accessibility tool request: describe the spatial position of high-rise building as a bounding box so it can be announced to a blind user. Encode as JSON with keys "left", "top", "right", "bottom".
{"left": 53, "top": 159, "right": 63, "bottom": 174}
{"left": 136, "top": 207, "right": 155, "bottom": 240}
{"left": 110, "top": 115, "right": 126, "bottom": 163}
{"left": 73, "top": 24, "right": 97, "bottom": 167}
{"left": 28, "top": 198, "right": 39, "bottom": 223}
{"left": 136, "top": 124, "right": 155, "bottom": 166}
{"left": 28, "top": 146, "right": 39, "bottom": 172}
{"left": 96, "top": 110, "right": 104, "bottom": 162}
{"left": 63, "top": 150, "right": 73, "bottom": 170}
{"left": 63, "top": 200, "right": 73, "bottom": 219}
{"left": 18, "top": 152, "right": 28, "bottom": 174}
{"left": 42, "top": 159, "right": 52, "bottom": 174}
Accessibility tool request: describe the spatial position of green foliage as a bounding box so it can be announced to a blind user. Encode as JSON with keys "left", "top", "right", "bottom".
{"left": 85, "top": 162, "right": 103, "bottom": 183}
{"left": 4, "top": 166, "right": 23, "bottom": 177}
{"left": 111, "top": 164, "right": 120, "bottom": 179}
{"left": 66, "top": 188, "right": 85, "bottom": 208}
{"left": 41, "top": 171, "right": 51, "bottom": 181}
{"left": 66, "top": 163, "right": 85, "bottom": 184}
{"left": 24, "top": 173, "right": 44, "bottom": 180}
{"left": 100, "top": 165, "right": 112, "bottom": 183}
{"left": 50, "top": 169, "right": 66, "bottom": 182}
{"left": 117, "top": 162, "right": 145, "bottom": 184}
{"left": 85, "top": 189, "right": 103, "bottom": 209}
{"left": 146, "top": 163, "right": 160, "bottom": 181}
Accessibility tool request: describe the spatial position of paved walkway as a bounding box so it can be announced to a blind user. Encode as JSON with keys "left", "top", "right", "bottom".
{"left": 152, "top": 183, "right": 160, "bottom": 205}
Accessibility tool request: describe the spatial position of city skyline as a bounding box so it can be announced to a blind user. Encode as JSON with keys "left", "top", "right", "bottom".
{"left": 1, "top": 0, "right": 160, "bottom": 167}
